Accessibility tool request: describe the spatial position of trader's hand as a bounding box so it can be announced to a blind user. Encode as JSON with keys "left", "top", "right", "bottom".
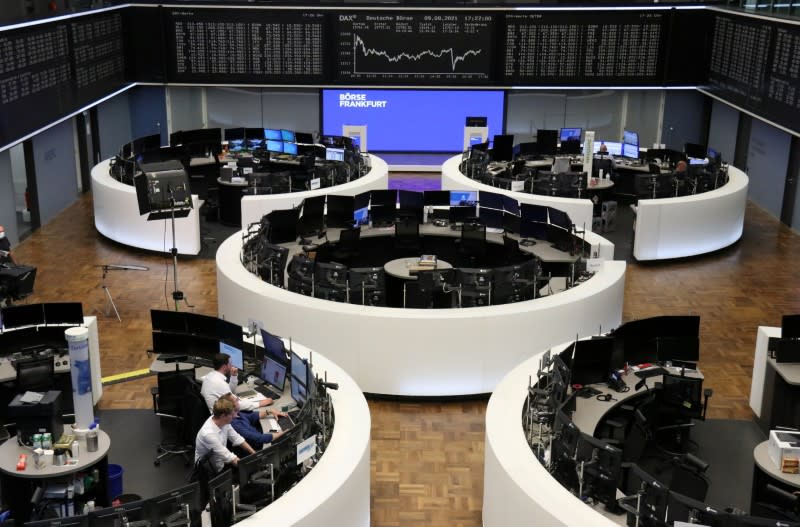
{"left": 231, "top": 456, "right": 240, "bottom": 466}
{"left": 271, "top": 430, "right": 286, "bottom": 441}
{"left": 259, "top": 397, "right": 274, "bottom": 407}
{"left": 230, "top": 366, "right": 239, "bottom": 377}
{"left": 270, "top": 408, "right": 288, "bottom": 418}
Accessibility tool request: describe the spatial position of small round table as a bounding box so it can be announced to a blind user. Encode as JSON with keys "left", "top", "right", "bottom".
{"left": 383, "top": 257, "right": 453, "bottom": 280}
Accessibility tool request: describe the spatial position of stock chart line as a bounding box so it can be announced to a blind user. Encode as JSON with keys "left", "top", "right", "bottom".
{"left": 352, "top": 34, "right": 483, "bottom": 74}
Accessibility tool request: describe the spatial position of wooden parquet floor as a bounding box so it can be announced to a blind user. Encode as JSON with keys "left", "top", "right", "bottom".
{"left": 10, "top": 190, "right": 800, "bottom": 526}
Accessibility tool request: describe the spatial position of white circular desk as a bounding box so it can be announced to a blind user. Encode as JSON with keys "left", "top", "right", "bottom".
{"left": 91, "top": 159, "right": 202, "bottom": 255}
{"left": 483, "top": 343, "right": 620, "bottom": 527}
{"left": 239, "top": 155, "right": 390, "bottom": 228}
{"left": 237, "top": 342, "right": 371, "bottom": 527}
{"left": 632, "top": 166, "right": 749, "bottom": 261}
{"left": 441, "top": 155, "right": 596, "bottom": 237}
{"left": 217, "top": 233, "right": 626, "bottom": 397}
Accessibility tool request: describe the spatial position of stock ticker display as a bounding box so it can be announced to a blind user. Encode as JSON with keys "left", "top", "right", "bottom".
{"left": 0, "top": 10, "right": 125, "bottom": 149}
{"left": 333, "top": 12, "right": 495, "bottom": 84}
{"left": 706, "top": 12, "right": 800, "bottom": 133}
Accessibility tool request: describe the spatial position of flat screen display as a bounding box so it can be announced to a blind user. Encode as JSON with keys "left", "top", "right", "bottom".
{"left": 266, "top": 140, "right": 284, "bottom": 153}
{"left": 264, "top": 129, "right": 282, "bottom": 141}
{"left": 623, "top": 130, "right": 639, "bottom": 146}
{"left": 219, "top": 342, "right": 243, "bottom": 370}
{"left": 261, "top": 356, "right": 287, "bottom": 392}
{"left": 354, "top": 206, "right": 369, "bottom": 226}
{"left": 283, "top": 142, "right": 298, "bottom": 156}
{"left": 450, "top": 191, "right": 478, "bottom": 207}
{"left": 326, "top": 147, "right": 345, "bottom": 161}
{"left": 593, "top": 141, "right": 623, "bottom": 156}
{"left": 322, "top": 90, "right": 504, "bottom": 152}
{"left": 280, "top": 129, "right": 295, "bottom": 142}
{"left": 559, "top": 128, "right": 582, "bottom": 142}
{"left": 622, "top": 143, "right": 639, "bottom": 159}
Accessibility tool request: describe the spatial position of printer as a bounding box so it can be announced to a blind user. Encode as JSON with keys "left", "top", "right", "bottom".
{"left": 8, "top": 390, "right": 63, "bottom": 444}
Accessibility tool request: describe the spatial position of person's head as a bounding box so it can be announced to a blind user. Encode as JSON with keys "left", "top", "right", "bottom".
{"left": 599, "top": 143, "right": 608, "bottom": 153}
{"left": 213, "top": 352, "right": 232, "bottom": 374}
{"left": 0, "top": 225, "right": 5, "bottom": 239}
{"left": 676, "top": 160, "right": 687, "bottom": 173}
{"left": 212, "top": 396, "right": 237, "bottom": 423}
{"left": 220, "top": 392, "right": 240, "bottom": 414}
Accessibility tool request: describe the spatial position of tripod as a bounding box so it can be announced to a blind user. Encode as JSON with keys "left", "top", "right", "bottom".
{"left": 97, "top": 264, "right": 149, "bottom": 322}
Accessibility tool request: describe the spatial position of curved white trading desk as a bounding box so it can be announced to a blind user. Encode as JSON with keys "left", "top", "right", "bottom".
{"left": 217, "top": 233, "right": 625, "bottom": 397}
{"left": 632, "top": 166, "right": 749, "bottom": 261}
{"left": 91, "top": 159, "right": 202, "bottom": 255}
{"left": 441, "top": 155, "right": 595, "bottom": 235}
{"left": 484, "top": 343, "right": 619, "bottom": 527}
{"left": 240, "top": 155, "right": 390, "bottom": 228}
{"left": 238, "top": 342, "right": 371, "bottom": 527}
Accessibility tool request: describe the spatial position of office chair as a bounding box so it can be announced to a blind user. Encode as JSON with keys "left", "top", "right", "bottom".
{"left": 655, "top": 374, "right": 712, "bottom": 456}
{"left": 394, "top": 214, "right": 421, "bottom": 255}
{"left": 151, "top": 367, "right": 197, "bottom": 466}
{"left": 669, "top": 453, "right": 710, "bottom": 502}
{"left": 348, "top": 267, "right": 385, "bottom": 306}
{"left": 331, "top": 227, "right": 361, "bottom": 264}
{"left": 502, "top": 235, "right": 522, "bottom": 260}
{"left": 458, "top": 221, "right": 487, "bottom": 265}
{"left": 456, "top": 268, "right": 492, "bottom": 307}
{"left": 16, "top": 356, "right": 55, "bottom": 393}
{"left": 287, "top": 254, "right": 315, "bottom": 296}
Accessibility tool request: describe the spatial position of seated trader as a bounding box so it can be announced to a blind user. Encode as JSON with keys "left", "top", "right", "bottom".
{"left": 597, "top": 143, "right": 608, "bottom": 155}
{"left": 195, "top": 396, "right": 256, "bottom": 472}
{"left": 675, "top": 160, "right": 688, "bottom": 175}
{"left": 222, "top": 393, "right": 287, "bottom": 450}
{"left": 0, "top": 226, "right": 15, "bottom": 265}
{"left": 201, "top": 352, "right": 274, "bottom": 417}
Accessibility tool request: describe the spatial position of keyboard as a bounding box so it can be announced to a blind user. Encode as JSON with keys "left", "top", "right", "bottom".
{"left": 277, "top": 414, "right": 295, "bottom": 430}
{"left": 634, "top": 367, "right": 668, "bottom": 379}
{"left": 255, "top": 384, "right": 281, "bottom": 399}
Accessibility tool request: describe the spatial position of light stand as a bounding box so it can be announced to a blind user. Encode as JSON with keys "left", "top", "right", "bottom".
{"left": 96, "top": 264, "right": 149, "bottom": 322}
{"left": 168, "top": 197, "right": 185, "bottom": 311}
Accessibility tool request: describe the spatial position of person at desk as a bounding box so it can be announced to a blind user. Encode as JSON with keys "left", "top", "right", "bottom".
{"left": 675, "top": 160, "right": 687, "bottom": 174}
{"left": 200, "top": 352, "right": 274, "bottom": 417}
{"left": 195, "top": 396, "right": 256, "bottom": 471}
{"left": 598, "top": 143, "right": 608, "bottom": 155}
{"left": 0, "top": 226, "right": 16, "bottom": 265}
{"left": 221, "top": 393, "right": 287, "bottom": 450}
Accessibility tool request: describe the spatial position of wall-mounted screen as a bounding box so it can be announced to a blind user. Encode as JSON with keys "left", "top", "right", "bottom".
{"left": 322, "top": 89, "right": 504, "bottom": 152}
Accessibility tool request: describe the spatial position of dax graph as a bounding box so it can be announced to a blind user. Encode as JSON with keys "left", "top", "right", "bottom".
{"left": 335, "top": 13, "right": 494, "bottom": 83}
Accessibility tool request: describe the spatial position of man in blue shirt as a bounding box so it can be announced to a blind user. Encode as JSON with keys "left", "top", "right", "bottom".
{"left": 222, "top": 393, "right": 288, "bottom": 450}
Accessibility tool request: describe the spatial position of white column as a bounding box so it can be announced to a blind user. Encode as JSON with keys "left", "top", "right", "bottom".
{"left": 66, "top": 327, "right": 95, "bottom": 428}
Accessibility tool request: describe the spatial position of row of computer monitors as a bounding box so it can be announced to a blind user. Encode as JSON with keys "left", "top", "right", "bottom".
{"left": 123, "top": 130, "right": 356, "bottom": 161}
{"left": 150, "top": 310, "right": 315, "bottom": 406}
{"left": 0, "top": 302, "right": 84, "bottom": 331}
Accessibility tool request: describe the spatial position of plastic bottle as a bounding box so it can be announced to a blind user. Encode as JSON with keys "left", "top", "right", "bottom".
{"left": 72, "top": 440, "right": 80, "bottom": 459}
{"left": 86, "top": 426, "right": 98, "bottom": 453}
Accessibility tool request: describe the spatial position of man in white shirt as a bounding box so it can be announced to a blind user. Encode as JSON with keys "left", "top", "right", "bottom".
{"left": 195, "top": 396, "right": 255, "bottom": 472}
{"left": 201, "top": 352, "right": 274, "bottom": 417}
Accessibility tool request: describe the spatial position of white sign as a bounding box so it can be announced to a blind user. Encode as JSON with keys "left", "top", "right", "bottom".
{"left": 310, "top": 178, "right": 321, "bottom": 190}
{"left": 297, "top": 435, "right": 317, "bottom": 465}
{"left": 510, "top": 180, "right": 525, "bottom": 192}
{"left": 242, "top": 167, "right": 253, "bottom": 175}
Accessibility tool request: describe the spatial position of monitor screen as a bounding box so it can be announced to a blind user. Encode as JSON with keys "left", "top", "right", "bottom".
{"left": 479, "top": 190, "right": 504, "bottom": 211}
{"left": 207, "top": 470, "right": 233, "bottom": 527}
{"left": 479, "top": 208, "right": 504, "bottom": 230}
{"left": 570, "top": 337, "right": 617, "bottom": 386}
{"left": 502, "top": 196, "right": 520, "bottom": 215}
{"left": 26, "top": 515, "right": 89, "bottom": 527}
{"left": 593, "top": 141, "right": 623, "bottom": 156}
{"left": 219, "top": 342, "right": 243, "bottom": 370}
{"left": 354, "top": 191, "right": 371, "bottom": 210}
{"left": 146, "top": 482, "right": 203, "bottom": 527}
{"left": 291, "top": 350, "right": 309, "bottom": 386}
{"left": 264, "top": 128, "right": 281, "bottom": 141}
{"left": 423, "top": 190, "right": 450, "bottom": 206}
{"left": 261, "top": 355, "right": 287, "bottom": 393}
{"left": 90, "top": 501, "right": 149, "bottom": 527}
{"left": 43, "top": 302, "right": 83, "bottom": 325}
{"left": 246, "top": 138, "right": 263, "bottom": 150}
{"left": 449, "top": 205, "right": 476, "bottom": 225}
{"left": 227, "top": 139, "right": 244, "bottom": 153}
{"left": 685, "top": 142, "right": 707, "bottom": 160}
{"left": 622, "top": 142, "right": 639, "bottom": 159}
{"left": 280, "top": 129, "right": 296, "bottom": 142}
{"left": 260, "top": 329, "right": 288, "bottom": 365}
{"left": 295, "top": 132, "right": 314, "bottom": 144}
{"left": 548, "top": 207, "right": 572, "bottom": 230}
{"left": 283, "top": 142, "right": 298, "bottom": 156}
{"left": 371, "top": 189, "right": 397, "bottom": 208}
{"left": 623, "top": 129, "right": 639, "bottom": 146}
{"left": 302, "top": 196, "right": 325, "bottom": 220}
{"left": 450, "top": 191, "right": 478, "bottom": 207}
{"left": 537, "top": 129, "right": 558, "bottom": 154}
{"left": 326, "top": 195, "right": 356, "bottom": 228}
{"left": 353, "top": 206, "right": 369, "bottom": 226}
{"left": 1, "top": 304, "right": 45, "bottom": 329}
{"left": 398, "top": 190, "right": 424, "bottom": 210}
{"left": 491, "top": 134, "right": 514, "bottom": 162}
{"left": 225, "top": 128, "right": 244, "bottom": 141}
{"left": 559, "top": 128, "right": 582, "bottom": 142}
{"left": 266, "top": 140, "right": 284, "bottom": 153}
{"left": 326, "top": 147, "right": 345, "bottom": 161}
{"left": 783, "top": 315, "right": 800, "bottom": 339}
{"left": 291, "top": 376, "right": 308, "bottom": 406}
{"left": 519, "top": 218, "right": 547, "bottom": 240}
{"left": 520, "top": 203, "right": 547, "bottom": 223}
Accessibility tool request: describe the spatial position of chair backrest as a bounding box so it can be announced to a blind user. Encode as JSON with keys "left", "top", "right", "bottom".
{"left": 182, "top": 378, "right": 209, "bottom": 444}
{"left": 156, "top": 368, "right": 197, "bottom": 417}
{"left": 669, "top": 462, "right": 710, "bottom": 502}
{"left": 661, "top": 374, "right": 704, "bottom": 419}
{"left": 338, "top": 227, "right": 361, "bottom": 249}
{"left": 395, "top": 215, "right": 420, "bottom": 240}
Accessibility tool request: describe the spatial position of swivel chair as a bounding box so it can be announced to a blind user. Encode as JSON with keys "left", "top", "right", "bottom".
{"left": 394, "top": 214, "right": 421, "bottom": 255}
{"left": 287, "top": 254, "right": 315, "bottom": 296}
{"left": 458, "top": 221, "right": 487, "bottom": 265}
{"left": 655, "top": 374, "right": 712, "bottom": 456}
{"left": 151, "top": 367, "right": 197, "bottom": 466}
{"left": 669, "top": 453, "right": 710, "bottom": 502}
{"left": 456, "top": 268, "right": 492, "bottom": 307}
{"left": 331, "top": 226, "right": 361, "bottom": 264}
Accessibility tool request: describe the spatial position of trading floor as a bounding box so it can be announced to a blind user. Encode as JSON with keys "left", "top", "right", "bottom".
{"left": 9, "top": 174, "right": 800, "bottom": 527}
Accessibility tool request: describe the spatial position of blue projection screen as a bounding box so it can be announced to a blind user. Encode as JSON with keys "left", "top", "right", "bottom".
{"left": 322, "top": 90, "right": 504, "bottom": 152}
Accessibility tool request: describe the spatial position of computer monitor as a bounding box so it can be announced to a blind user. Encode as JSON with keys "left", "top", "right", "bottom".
{"left": 685, "top": 142, "right": 707, "bottom": 160}
{"left": 25, "top": 515, "right": 89, "bottom": 527}
{"left": 560, "top": 139, "right": 581, "bottom": 155}
{"left": 295, "top": 132, "right": 313, "bottom": 144}
{"left": 593, "top": 141, "right": 623, "bottom": 156}
{"left": 227, "top": 139, "right": 244, "bottom": 153}
{"left": 89, "top": 500, "right": 150, "bottom": 527}
{"left": 570, "top": 337, "right": 617, "bottom": 386}
{"left": 491, "top": 134, "right": 514, "bottom": 162}
{"left": 353, "top": 206, "right": 369, "bottom": 226}
{"left": 266, "top": 140, "right": 284, "bottom": 153}
{"left": 423, "top": 190, "right": 450, "bottom": 206}
{"left": 449, "top": 205, "right": 476, "bottom": 225}
{"left": 1, "top": 303, "right": 45, "bottom": 329}
{"left": 264, "top": 128, "right": 281, "bottom": 141}
{"left": 371, "top": 189, "right": 397, "bottom": 208}
{"left": 219, "top": 341, "right": 243, "bottom": 370}
{"left": 225, "top": 128, "right": 245, "bottom": 141}
{"left": 354, "top": 191, "right": 371, "bottom": 210}
{"left": 300, "top": 196, "right": 325, "bottom": 233}
{"left": 280, "top": 129, "right": 295, "bottom": 142}
{"left": 207, "top": 469, "right": 234, "bottom": 527}
{"left": 501, "top": 196, "right": 520, "bottom": 216}
{"left": 559, "top": 128, "right": 582, "bottom": 142}
{"left": 246, "top": 138, "right": 263, "bottom": 150}
{"left": 42, "top": 302, "right": 83, "bottom": 325}
{"left": 622, "top": 142, "right": 639, "bottom": 159}
{"left": 450, "top": 190, "right": 477, "bottom": 207}
{"left": 261, "top": 355, "right": 287, "bottom": 394}
{"left": 326, "top": 195, "right": 356, "bottom": 228}
{"left": 479, "top": 208, "right": 504, "bottom": 230}
{"left": 147, "top": 481, "right": 204, "bottom": 527}
{"left": 548, "top": 207, "right": 572, "bottom": 231}
{"left": 266, "top": 208, "right": 301, "bottom": 244}
{"left": 325, "top": 147, "right": 345, "bottom": 162}
{"left": 479, "top": 190, "right": 504, "bottom": 211}
{"left": 291, "top": 376, "right": 308, "bottom": 406}
{"left": 290, "top": 350, "right": 309, "bottom": 387}
{"left": 236, "top": 447, "right": 282, "bottom": 503}
{"left": 260, "top": 328, "right": 288, "bottom": 365}
{"left": 283, "top": 142, "right": 298, "bottom": 156}
{"left": 783, "top": 315, "right": 800, "bottom": 339}
{"left": 520, "top": 203, "right": 548, "bottom": 223}
{"left": 398, "top": 190, "right": 424, "bottom": 210}
{"left": 537, "top": 129, "right": 558, "bottom": 155}
{"left": 575, "top": 433, "right": 622, "bottom": 511}
{"left": 623, "top": 129, "right": 639, "bottom": 146}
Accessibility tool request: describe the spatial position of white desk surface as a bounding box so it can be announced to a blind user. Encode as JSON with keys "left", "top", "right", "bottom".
{"left": 383, "top": 257, "right": 453, "bottom": 280}
{"left": 754, "top": 440, "right": 800, "bottom": 489}
{"left": 217, "top": 233, "right": 625, "bottom": 397}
